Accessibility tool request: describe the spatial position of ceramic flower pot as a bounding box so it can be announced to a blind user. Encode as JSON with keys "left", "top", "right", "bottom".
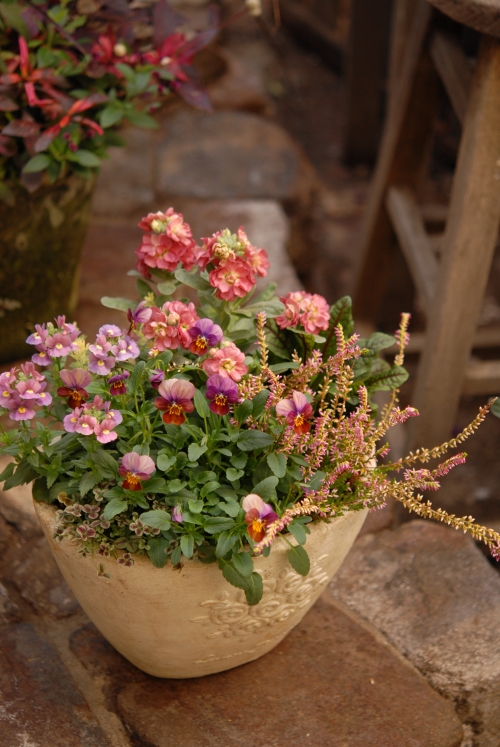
{"left": 0, "top": 176, "right": 95, "bottom": 363}
{"left": 34, "top": 500, "right": 367, "bottom": 679}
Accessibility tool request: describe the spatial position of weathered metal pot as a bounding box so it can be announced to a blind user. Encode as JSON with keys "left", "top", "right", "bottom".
{"left": 0, "top": 176, "right": 94, "bottom": 363}
{"left": 34, "top": 500, "right": 367, "bottom": 679}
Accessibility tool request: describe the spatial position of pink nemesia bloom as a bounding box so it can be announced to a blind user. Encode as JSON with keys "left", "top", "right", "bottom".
{"left": 88, "top": 353, "right": 115, "bottom": 375}
{"left": 35, "top": 390, "right": 52, "bottom": 407}
{"left": 209, "top": 259, "right": 256, "bottom": 301}
{"left": 276, "top": 391, "right": 314, "bottom": 435}
{"left": 118, "top": 452, "right": 155, "bottom": 491}
{"left": 242, "top": 494, "right": 278, "bottom": 542}
{"left": 89, "top": 334, "right": 115, "bottom": 358}
{"left": 63, "top": 410, "right": 80, "bottom": 433}
{"left": 202, "top": 342, "right": 248, "bottom": 382}
{"left": 16, "top": 379, "right": 45, "bottom": 399}
{"left": 46, "top": 333, "right": 74, "bottom": 358}
{"left": 98, "top": 324, "right": 122, "bottom": 339}
{"left": 5, "top": 394, "right": 36, "bottom": 421}
{"left": 32, "top": 346, "right": 50, "bottom": 366}
{"left": 75, "top": 414, "right": 98, "bottom": 436}
{"left": 154, "top": 378, "right": 195, "bottom": 425}
{"left": 20, "top": 362, "right": 44, "bottom": 381}
{"left": 115, "top": 336, "right": 139, "bottom": 362}
{"left": 94, "top": 418, "right": 118, "bottom": 444}
{"left": 26, "top": 324, "right": 48, "bottom": 346}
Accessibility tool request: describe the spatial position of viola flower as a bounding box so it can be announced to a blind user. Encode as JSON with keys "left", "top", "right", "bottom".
{"left": 205, "top": 375, "right": 239, "bottom": 416}
{"left": 127, "top": 301, "right": 152, "bottom": 331}
{"left": 154, "top": 378, "right": 195, "bottom": 425}
{"left": 209, "top": 259, "right": 256, "bottom": 301}
{"left": 149, "top": 370, "right": 165, "bottom": 390}
{"left": 118, "top": 452, "right": 155, "bottom": 491}
{"left": 89, "top": 352, "right": 116, "bottom": 376}
{"left": 202, "top": 342, "right": 248, "bottom": 382}
{"left": 108, "top": 372, "right": 130, "bottom": 396}
{"left": 276, "top": 391, "right": 314, "bottom": 434}
{"left": 94, "top": 418, "right": 119, "bottom": 444}
{"left": 188, "top": 318, "right": 223, "bottom": 355}
{"left": 172, "top": 505, "right": 183, "bottom": 523}
{"left": 57, "top": 369, "right": 92, "bottom": 409}
{"left": 242, "top": 494, "right": 278, "bottom": 543}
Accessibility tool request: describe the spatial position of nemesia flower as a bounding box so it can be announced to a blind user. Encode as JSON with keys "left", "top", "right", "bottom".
{"left": 57, "top": 368, "right": 92, "bottom": 409}
{"left": 209, "top": 259, "right": 256, "bottom": 301}
{"left": 45, "top": 332, "right": 74, "bottom": 358}
{"left": 32, "top": 347, "right": 50, "bottom": 366}
{"left": 154, "top": 378, "right": 195, "bottom": 425}
{"left": 89, "top": 334, "right": 114, "bottom": 358}
{"left": 26, "top": 324, "right": 48, "bottom": 346}
{"left": 108, "top": 372, "right": 130, "bottom": 396}
{"left": 118, "top": 452, "right": 155, "bottom": 491}
{"left": 205, "top": 375, "right": 239, "bottom": 416}
{"left": 5, "top": 394, "right": 36, "bottom": 421}
{"left": 172, "top": 505, "right": 183, "bottom": 522}
{"left": 98, "top": 324, "right": 122, "bottom": 339}
{"left": 63, "top": 410, "right": 81, "bottom": 433}
{"left": 242, "top": 494, "right": 278, "bottom": 542}
{"left": 89, "top": 352, "right": 116, "bottom": 375}
{"left": 94, "top": 418, "right": 119, "bottom": 444}
{"left": 115, "top": 336, "right": 140, "bottom": 362}
{"left": 188, "top": 318, "right": 223, "bottom": 355}
{"left": 202, "top": 342, "right": 248, "bottom": 382}
{"left": 149, "top": 370, "right": 165, "bottom": 389}
{"left": 276, "top": 391, "right": 314, "bottom": 434}
{"left": 127, "top": 301, "right": 152, "bottom": 331}
{"left": 75, "top": 414, "right": 98, "bottom": 436}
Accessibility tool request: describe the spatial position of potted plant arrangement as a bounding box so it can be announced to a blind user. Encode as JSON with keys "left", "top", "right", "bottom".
{"left": 0, "top": 0, "right": 217, "bottom": 362}
{"left": 1, "top": 206, "right": 499, "bottom": 678}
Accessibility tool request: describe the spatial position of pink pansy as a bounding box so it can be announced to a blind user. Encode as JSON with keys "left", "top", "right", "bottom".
{"left": 300, "top": 294, "right": 330, "bottom": 335}
{"left": 209, "top": 259, "right": 256, "bottom": 301}
{"left": 46, "top": 332, "right": 74, "bottom": 358}
{"left": 202, "top": 342, "right": 248, "bottom": 382}
{"left": 88, "top": 353, "right": 116, "bottom": 375}
{"left": 276, "top": 391, "right": 314, "bottom": 435}
{"left": 98, "top": 324, "right": 122, "bottom": 339}
{"left": 5, "top": 394, "right": 36, "bottom": 421}
{"left": 75, "top": 414, "right": 98, "bottom": 436}
{"left": 154, "top": 378, "right": 195, "bottom": 425}
{"left": 94, "top": 418, "right": 118, "bottom": 444}
{"left": 242, "top": 494, "right": 278, "bottom": 542}
{"left": 118, "top": 452, "right": 155, "bottom": 491}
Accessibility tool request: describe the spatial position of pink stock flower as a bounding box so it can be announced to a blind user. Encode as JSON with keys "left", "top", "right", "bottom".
{"left": 275, "top": 293, "right": 302, "bottom": 329}
{"left": 242, "top": 494, "right": 278, "bottom": 543}
{"left": 136, "top": 208, "right": 196, "bottom": 273}
{"left": 236, "top": 227, "right": 269, "bottom": 277}
{"left": 154, "top": 378, "right": 195, "bottom": 425}
{"left": 276, "top": 291, "right": 330, "bottom": 335}
{"left": 118, "top": 452, "right": 155, "bottom": 491}
{"left": 202, "top": 342, "right": 248, "bottom": 382}
{"left": 276, "top": 391, "right": 314, "bottom": 434}
{"left": 209, "top": 259, "right": 256, "bottom": 301}
{"left": 142, "top": 301, "right": 199, "bottom": 351}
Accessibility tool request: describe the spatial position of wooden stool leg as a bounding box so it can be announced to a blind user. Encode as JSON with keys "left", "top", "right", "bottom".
{"left": 409, "top": 36, "right": 500, "bottom": 450}
{"left": 352, "top": 0, "right": 436, "bottom": 323}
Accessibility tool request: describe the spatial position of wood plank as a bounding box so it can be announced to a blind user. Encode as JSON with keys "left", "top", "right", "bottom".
{"left": 386, "top": 186, "right": 439, "bottom": 313}
{"left": 352, "top": 1, "right": 437, "bottom": 323}
{"left": 408, "top": 36, "right": 500, "bottom": 448}
{"left": 427, "top": 0, "right": 500, "bottom": 40}
{"left": 280, "top": 0, "right": 344, "bottom": 71}
{"left": 463, "top": 360, "right": 500, "bottom": 395}
{"left": 420, "top": 203, "right": 448, "bottom": 223}
{"left": 430, "top": 32, "right": 473, "bottom": 125}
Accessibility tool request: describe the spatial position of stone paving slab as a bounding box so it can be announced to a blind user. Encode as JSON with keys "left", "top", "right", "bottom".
{"left": 0, "top": 623, "right": 110, "bottom": 747}
{"left": 330, "top": 521, "right": 500, "bottom": 747}
{"left": 70, "top": 596, "right": 462, "bottom": 747}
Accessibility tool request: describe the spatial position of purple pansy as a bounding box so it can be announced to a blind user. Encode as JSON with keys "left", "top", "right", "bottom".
{"left": 108, "top": 371, "right": 130, "bottom": 396}
{"left": 127, "top": 301, "right": 152, "bottom": 331}
{"left": 242, "top": 494, "right": 278, "bottom": 542}
{"left": 275, "top": 391, "right": 314, "bottom": 435}
{"left": 154, "top": 378, "right": 195, "bottom": 425}
{"left": 205, "top": 374, "right": 239, "bottom": 415}
{"left": 118, "top": 452, "right": 155, "bottom": 491}
{"left": 149, "top": 369, "right": 165, "bottom": 390}
{"left": 57, "top": 368, "right": 92, "bottom": 409}
{"left": 188, "top": 318, "right": 223, "bottom": 355}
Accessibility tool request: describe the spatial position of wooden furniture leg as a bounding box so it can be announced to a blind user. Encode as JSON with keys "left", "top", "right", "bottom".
{"left": 408, "top": 36, "right": 500, "bottom": 449}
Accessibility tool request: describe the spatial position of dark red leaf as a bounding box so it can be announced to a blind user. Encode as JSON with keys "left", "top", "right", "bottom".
{"left": 34, "top": 128, "right": 58, "bottom": 153}
{"left": 2, "top": 120, "right": 40, "bottom": 137}
{"left": 175, "top": 80, "right": 212, "bottom": 112}
{"left": 153, "top": 0, "right": 182, "bottom": 47}
{"left": 21, "top": 171, "right": 44, "bottom": 193}
{"left": 0, "top": 134, "right": 17, "bottom": 157}
{"left": 178, "top": 27, "right": 219, "bottom": 58}
{"left": 0, "top": 96, "right": 19, "bottom": 111}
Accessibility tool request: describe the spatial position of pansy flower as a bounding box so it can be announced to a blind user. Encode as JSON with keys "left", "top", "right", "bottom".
{"left": 276, "top": 391, "right": 314, "bottom": 434}
{"left": 108, "top": 371, "right": 130, "bottom": 396}
{"left": 118, "top": 452, "right": 155, "bottom": 491}
{"left": 242, "top": 494, "right": 278, "bottom": 542}
{"left": 149, "top": 369, "right": 164, "bottom": 390}
{"left": 127, "top": 300, "right": 152, "bottom": 332}
{"left": 154, "top": 378, "right": 195, "bottom": 425}
{"left": 188, "top": 318, "right": 223, "bottom": 355}
{"left": 57, "top": 368, "right": 92, "bottom": 409}
{"left": 205, "top": 375, "right": 239, "bottom": 416}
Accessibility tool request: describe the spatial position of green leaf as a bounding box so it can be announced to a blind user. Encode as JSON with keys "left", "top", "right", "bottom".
{"left": 125, "top": 109, "right": 158, "bottom": 129}
{"left": 101, "top": 296, "right": 135, "bottom": 312}
{"left": 244, "top": 572, "right": 264, "bottom": 606}
{"left": 171, "top": 545, "right": 182, "bottom": 565}
{"left": 269, "top": 362, "right": 299, "bottom": 374}
{"left": 240, "top": 299, "right": 285, "bottom": 318}
{"left": 188, "top": 443, "right": 208, "bottom": 462}
{"left": 218, "top": 558, "right": 248, "bottom": 590}
{"left": 102, "top": 498, "right": 128, "bottom": 521}
{"left": 200, "top": 480, "right": 220, "bottom": 498}
{"left": 157, "top": 454, "right": 176, "bottom": 472}
{"left": 180, "top": 534, "right": 194, "bottom": 559}
{"left": 32, "top": 476, "right": 50, "bottom": 503}
{"left": 322, "top": 296, "right": 354, "bottom": 357}
{"left": 141, "top": 510, "right": 171, "bottom": 531}
{"left": 194, "top": 389, "right": 211, "bottom": 419}
{"left": 136, "top": 278, "right": 152, "bottom": 297}
{"left": 232, "top": 551, "right": 253, "bottom": 578}
{"left": 4, "top": 461, "right": 38, "bottom": 490}
{"left": 188, "top": 499, "right": 204, "bottom": 514}
{"left": 79, "top": 471, "right": 100, "bottom": 497}
{"left": 142, "top": 477, "right": 166, "bottom": 493}
{"left": 230, "top": 453, "right": 247, "bottom": 470}
{"left": 365, "top": 364, "right": 409, "bottom": 391}
{"left": 252, "top": 390, "right": 270, "bottom": 418}
{"left": 252, "top": 475, "right": 278, "bottom": 500}
{"left": 267, "top": 453, "right": 287, "bottom": 478}
{"left": 220, "top": 500, "right": 240, "bottom": 517}
{"left": 288, "top": 545, "right": 310, "bottom": 576}
{"left": 174, "top": 268, "right": 211, "bottom": 291}
{"left": 226, "top": 468, "right": 244, "bottom": 482}
{"left": 99, "top": 104, "right": 124, "bottom": 128}
{"left": 157, "top": 280, "right": 176, "bottom": 296}
{"left": 216, "top": 531, "right": 239, "bottom": 558}
{"left": 197, "top": 543, "right": 217, "bottom": 564}
{"left": 92, "top": 450, "right": 118, "bottom": 478}
{"left": 0, "top": 461, "right": 14, "bottom": 483}
{"left": 0, "top": 2, "right": 28, "bottom": 35}
{"left": 147, "top": 536, "right": 169, "bottom": 568}
{"left": 365, "top": 332, "right": 396, "bottom": 352}
{"left": 235, "top": 400, "right": 253, "bottom": 423}
{"left": 237, "top": 430, "right": 274, "bottom": 452}
{"left": 70, "top": 150, "right": 101, "bottom": 167}
{"left": 204, "top": 517, "right": 236, "bottom": 534}
{"left": 22, "top": 154, "right": 50, "bottom": 173}
{"left": 288, "top": 521, "right": 307, "bottom": 545}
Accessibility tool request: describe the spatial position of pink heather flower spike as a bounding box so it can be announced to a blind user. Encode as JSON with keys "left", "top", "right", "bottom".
{"left": 57, "top": 368, "right": 92, "bottom": 409}
{"left": 276, "top": 391, "right": 314, "bottom": 434}
{"left": 205, "top": 375, "right": 239, "bottom": 416}
{"left": 202, "top": 342, "right": 248, "bottom": 382}
{"left": 108, "top": 371, "right": 130, "bottom": 396}
{"left": 154, "top": 378, "right": 195, "bottom": 425}
{"left": 119, "top": 452, "right": 155, "bottom": 491}
{"left": 242, "top": 494, "right": 278, "bottom": 542}
{"left": 188, "top": 318, "right": 223, "bottom": 356}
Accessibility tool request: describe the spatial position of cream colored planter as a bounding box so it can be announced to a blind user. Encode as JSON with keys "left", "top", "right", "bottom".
{"left": 35, "top": 501, "right": 366, "bottom": 678}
